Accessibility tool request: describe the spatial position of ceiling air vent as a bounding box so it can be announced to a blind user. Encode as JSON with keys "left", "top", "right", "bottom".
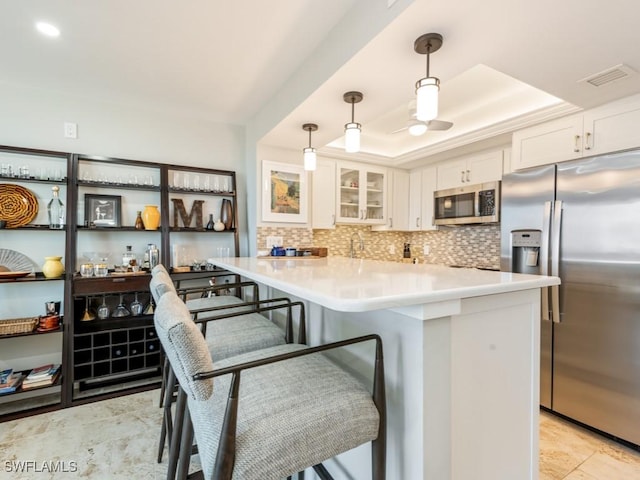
{"left": 580, "top": 64, "right": 636, "bottom": 87}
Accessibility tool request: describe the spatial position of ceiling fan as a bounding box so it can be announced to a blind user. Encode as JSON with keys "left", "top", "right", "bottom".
{"left": 390, "top": 102, "right": 453, "bottom": 136}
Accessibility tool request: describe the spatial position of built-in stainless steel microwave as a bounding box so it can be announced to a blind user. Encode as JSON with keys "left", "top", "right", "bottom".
{"left": 433, "top": 181, "right": 500, "bottom": 226}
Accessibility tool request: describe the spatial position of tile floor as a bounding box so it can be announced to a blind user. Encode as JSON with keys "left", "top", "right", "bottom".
{"left": 1, "top": 389, "right": 639, "bottom": 479}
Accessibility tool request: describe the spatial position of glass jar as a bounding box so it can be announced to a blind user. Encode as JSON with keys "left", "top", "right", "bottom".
{"left": 122, "top": 245, "right": 136, "bottom": 269}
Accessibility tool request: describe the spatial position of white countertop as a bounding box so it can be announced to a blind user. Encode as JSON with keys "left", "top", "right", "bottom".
{"left": 212, "top": 257, "right": 560, "bottom": 312}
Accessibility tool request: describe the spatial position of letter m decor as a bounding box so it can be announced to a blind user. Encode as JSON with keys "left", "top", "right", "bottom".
{"left": 171, "top": 199, "right": 204, "bottom": 229}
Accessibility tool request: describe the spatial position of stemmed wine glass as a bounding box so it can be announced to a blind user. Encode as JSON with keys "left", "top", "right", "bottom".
{"left": 81, "top": 297, "right": 95, "bottom": 321}
{"left": 143, "top": 298, "right": 155, "bottom": 315}
{"left": 97, "top": 295, "right": 110, "bottom": 320}
{"left": 112, "top": 294, "right": 130, "bottom": 318}
{"left": 130, "top": 292, "right": 143, "bottom": 317}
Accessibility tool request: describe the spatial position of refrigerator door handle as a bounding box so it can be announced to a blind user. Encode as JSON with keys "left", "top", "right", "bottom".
{"left": 550, "top": 200, "right": 563, "bottom": 323}
{"left": 540, "top": 201, "right": 552, "bottom": 321}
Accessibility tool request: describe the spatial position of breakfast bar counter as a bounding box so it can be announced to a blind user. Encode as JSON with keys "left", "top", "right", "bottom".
{"left": 212, "top": 256, "right": 560, "bottom": 480}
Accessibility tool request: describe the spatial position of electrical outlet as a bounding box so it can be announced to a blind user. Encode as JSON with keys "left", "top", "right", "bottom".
{"left": 64, "top": 122, "right": 78, "bottom": 139}
{"left": 266, "top": 236, "right": 283, "bottom": 248}
{"left": 388, "top": 244, "right": 396, "bottom": 255}
{"left": 423, "top": 244, "right": 430, "bottom": 255}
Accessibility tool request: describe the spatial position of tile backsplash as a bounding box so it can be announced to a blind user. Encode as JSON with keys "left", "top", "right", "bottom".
{"left": 257, "top": 224, "right": 500, "bottom": 269}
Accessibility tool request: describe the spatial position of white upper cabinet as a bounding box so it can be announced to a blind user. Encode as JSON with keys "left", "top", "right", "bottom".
{"left": 311, "top": 158, "right": 336, "bottom": 229}
{"left": 436, "top": 150, "right": 504, "bottom": 190}
{"left": 511, "top": 114, "right": 584, "bottom": 170}
{"left": 512, "top": 94, "right": 640, "bottom": 170}
{"left": 408, "top": 166, "right": 437, "bottom": 231}
{"left": 335, "top": 161, "right": 387, "bottom": 225}
{"left": 583, "top": 96, "right": 640, "bottom": 156}
{"left": 372, "top": 169, "right": 409, "bottom": 231}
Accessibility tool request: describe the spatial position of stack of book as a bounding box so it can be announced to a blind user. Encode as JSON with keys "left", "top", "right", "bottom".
{"left": 0, "top": 368, "right": 24, "bottom": 395}
{"left": 21, "top": 364, "right": 61, "bottom": 390}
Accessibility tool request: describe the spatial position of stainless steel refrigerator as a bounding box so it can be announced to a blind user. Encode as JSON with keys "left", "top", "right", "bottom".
{"left": 501, "top": 150, "right": 640, "bottom": 446}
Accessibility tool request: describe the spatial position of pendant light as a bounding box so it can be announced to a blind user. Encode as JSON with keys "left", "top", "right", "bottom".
{"left": 302, "top": 123, "right": 318, "bottom": 171}
{"left": 414, "top": 33, "right": 443, "bottom": 122}
{"left": 343, "top": 91, "right": 363, "bottom": 153}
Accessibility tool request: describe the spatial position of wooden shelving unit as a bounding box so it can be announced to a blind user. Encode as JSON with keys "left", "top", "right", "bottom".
{"left": 0, "top": 144, "right": 240, "bottom": 421}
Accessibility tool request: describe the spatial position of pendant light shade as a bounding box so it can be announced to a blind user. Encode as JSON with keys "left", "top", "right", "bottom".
{"left": 343, "top": 91, "right": 363, "bottom": 153}
{"left": 415, "top": 77, "right": 439, "bottom": 121}
{"left": 302, "top": 123, "right": 318, "bottom": 171}
{"left": 414, "top": 33, "right": 443, "bottom": 122}
{"left": 303, "top": 147, "right": 316, "bottom": 171}
{"left": 344, "top": 123, "right": 361, "bottom": 153}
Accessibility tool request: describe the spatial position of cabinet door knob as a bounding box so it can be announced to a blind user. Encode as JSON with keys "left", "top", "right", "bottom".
{"left": 466, "top": 170, "right": 470, "bottom": 182}
{"left": 585, "top": 132, "right": 592, "bottom": 150}
{"left": 460, "top": 171, "right": 465, "bottom": 182}
{"left": 416, "top": 217, "right": 421, "bottom": 228}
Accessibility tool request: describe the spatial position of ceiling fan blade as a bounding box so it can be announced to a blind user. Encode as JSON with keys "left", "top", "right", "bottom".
{"left": 389, "top": 126, "right": 408, "bottom": 134}
{"left": 389, "top": 119, "right": 453, "bottom": 135}
{"left": 426, "top": 119, "right": 453, "bottom": 131}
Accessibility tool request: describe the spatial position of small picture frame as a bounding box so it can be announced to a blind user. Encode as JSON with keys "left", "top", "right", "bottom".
{"left": 85, "top": 194, "right": 122, "bottom": 227}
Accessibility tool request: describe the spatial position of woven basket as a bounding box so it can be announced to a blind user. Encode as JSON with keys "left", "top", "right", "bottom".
{"left": 0, "top": 317, "right": 38, "bottom": 336}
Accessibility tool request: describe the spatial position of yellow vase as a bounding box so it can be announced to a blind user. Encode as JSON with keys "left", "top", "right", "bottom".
{"left": 42, "top": 256, "right": 64, "bottom": 278}
{"left": 142, "top": 205, "right": 160, "bottom": 230}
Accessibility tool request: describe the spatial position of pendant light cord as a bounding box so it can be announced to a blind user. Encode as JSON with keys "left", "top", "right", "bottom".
{"left": 425, "top": 42, "right": 431, "bottom": 77}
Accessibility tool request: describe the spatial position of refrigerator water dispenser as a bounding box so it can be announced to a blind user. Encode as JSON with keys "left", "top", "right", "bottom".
{"left": 511, "top": 230, "right": 541, "bottom": 274}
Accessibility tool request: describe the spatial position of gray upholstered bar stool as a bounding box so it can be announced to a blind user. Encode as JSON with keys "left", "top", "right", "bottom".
{"left": 154, "top": 284, "right": 386, "bottom": 480}
{"left": 152, "top": 264, "right": 286, "bottom": 409}
{"left": 150, "top": 266, "right": 305, "bottom": 473}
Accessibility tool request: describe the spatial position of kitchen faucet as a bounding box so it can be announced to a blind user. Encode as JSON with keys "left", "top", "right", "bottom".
{"left": 349, "top": 232, "right": 365, "bottom": 258}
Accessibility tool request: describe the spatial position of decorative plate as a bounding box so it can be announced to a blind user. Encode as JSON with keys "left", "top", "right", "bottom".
{"left": 0, "top": 249, "right": 36, "bottom": 273}
{"left": 0, "top": 184, "right": 39, "bottom": 228}
{"left": 0, "top": 271, "right": 32, "bottom": 279}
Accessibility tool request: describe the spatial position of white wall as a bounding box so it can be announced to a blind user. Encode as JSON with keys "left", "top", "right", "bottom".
{"left": 0, "top": 81, "right": 250, "bottom": 255}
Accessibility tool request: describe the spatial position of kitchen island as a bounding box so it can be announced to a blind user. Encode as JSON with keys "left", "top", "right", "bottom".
{"left": 211, "top": 256, "right": 560, "bottom": 480}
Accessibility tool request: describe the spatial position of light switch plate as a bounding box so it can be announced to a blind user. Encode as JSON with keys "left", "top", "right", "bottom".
{"left": 64, "top": 122, "right": 78, "bottom": 139}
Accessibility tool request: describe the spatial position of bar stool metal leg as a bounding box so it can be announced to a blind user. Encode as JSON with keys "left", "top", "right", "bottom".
{"left": 167, "top": 387, "right": 187, "bottom": 480}
{"left": 158, "top": 366, "right": 177, "bottom": 462}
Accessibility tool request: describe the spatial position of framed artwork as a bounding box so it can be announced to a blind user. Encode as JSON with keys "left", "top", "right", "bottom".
{"left": 261, "top": 160, "right": 308, "bottom": 223}
{"left": 85, "top": 194, "right": 122, "bottom": 227}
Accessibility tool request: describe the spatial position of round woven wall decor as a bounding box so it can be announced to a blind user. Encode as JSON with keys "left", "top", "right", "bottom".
{"left": 0, "top": 184, "right": 39, "bottom": 228}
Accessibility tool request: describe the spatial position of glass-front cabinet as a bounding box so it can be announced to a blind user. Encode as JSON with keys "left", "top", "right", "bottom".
{"left": 335, "top": 161, "right": 387, "bottom": 225}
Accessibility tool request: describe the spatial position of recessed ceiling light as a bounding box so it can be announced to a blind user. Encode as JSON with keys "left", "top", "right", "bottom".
{"left": 36, "top": 21, "right": 60, "bottom": 37}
